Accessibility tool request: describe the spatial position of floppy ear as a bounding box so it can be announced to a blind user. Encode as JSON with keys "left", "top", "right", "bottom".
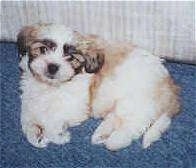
{"left": 75, "top": 33, "right": 105, "bottom": 73}
{"left": 84, "top": 50, "right": 105, "bottom": 73}
{"left": 17, "top": 26, "right": 37, "bottom": 56}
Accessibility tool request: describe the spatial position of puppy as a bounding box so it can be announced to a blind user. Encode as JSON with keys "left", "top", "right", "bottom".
{"left": 18, "top": 24, "right": 180, "bottom": 150}
{"left": 18, "top": 24, "right": 104, "bottom": 147}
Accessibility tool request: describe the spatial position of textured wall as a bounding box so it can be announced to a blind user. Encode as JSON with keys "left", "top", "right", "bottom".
{"left": 1, "top": 1, "right": 195, "bottom": 62}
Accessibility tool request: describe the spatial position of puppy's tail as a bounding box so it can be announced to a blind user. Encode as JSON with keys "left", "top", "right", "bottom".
{"left": 142, "top": 113, "right": 171, "bottom": 148}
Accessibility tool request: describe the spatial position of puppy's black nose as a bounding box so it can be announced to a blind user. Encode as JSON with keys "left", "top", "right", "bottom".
{"left": 47, "top": 63, "right": 59, "bottom": 75}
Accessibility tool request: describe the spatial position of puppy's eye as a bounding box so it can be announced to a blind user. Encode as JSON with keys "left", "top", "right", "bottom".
{"left": 63, "top": 45, "right": 77, "bottom": 56}
{"left": 40, "top": 46, "right": 48, "bottom": 54}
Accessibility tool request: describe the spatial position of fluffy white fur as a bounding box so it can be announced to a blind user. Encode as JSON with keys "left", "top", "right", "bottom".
{"left": 18, "top": 24, "right": 180, "bottom": 150}
{"left": 19, "top": 25, "right": 92, "bottom": 147}
{"left": 21, "top": 71, "right": 91, "bottom": 147}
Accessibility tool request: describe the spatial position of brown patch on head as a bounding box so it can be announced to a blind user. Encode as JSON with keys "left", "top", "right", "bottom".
{"left": 17, "top": 26, "right": 40, "bottom": 56}
{"left": 17, "top": 23, "right": 54, "bottom": 56}
{"left": 154, "top": 76, "right": 181, "bottom": 118}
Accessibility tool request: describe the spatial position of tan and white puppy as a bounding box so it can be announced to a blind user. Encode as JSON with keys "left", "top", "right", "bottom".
{"left": 18, "top": 24, "right": 180, "bottom": 150}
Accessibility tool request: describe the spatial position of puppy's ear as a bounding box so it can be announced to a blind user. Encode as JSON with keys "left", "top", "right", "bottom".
{"left": 84, "top": 50, "right": 105, "bottom": 73}
{"left": 75, "top": 33, "right": 105, "bottom": 73}
{"left": 17, "top": 26, "right": 37, "bottom": 56}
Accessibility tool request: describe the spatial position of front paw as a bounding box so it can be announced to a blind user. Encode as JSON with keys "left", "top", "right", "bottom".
{"left": 91, "top": 122, "right": 114, "bottom": 145}
{"left": 51, "top": 131, "right": 71, "bottom": 145}
{"left": 25, "top": 124, "right": 48, "bottom": 148}
{"left": 92, "top": 132, "right": 109, "bottom": 145}
{"left": 91, "top": 113, "right": 117, "bottom": 145}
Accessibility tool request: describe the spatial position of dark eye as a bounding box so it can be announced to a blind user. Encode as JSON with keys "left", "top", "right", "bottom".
{"left": 63, "top": 45, "right": 77, "bottom": 56}
{"left": 40, "top": 46, "right": 48, "bottom": 54}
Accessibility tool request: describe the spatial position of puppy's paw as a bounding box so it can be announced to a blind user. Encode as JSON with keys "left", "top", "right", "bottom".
{"left": 104, "top": 129, "right": 132, "bottom": 151}
{"left": 91, "top": 131, "right": 110, "bottom": 145}
{"left": 142, "top": 137, "right": 151, "bottom": 149}
{"left": 25, "top": 124, "right": 48, "bottom": 148}
{"left": 142, "top": 129, "right": 161, "bottom": 149}
{"left": 91, "top": 120, "right": 114, "bottom": 145}
{"left": 52, "top": 131, "right": 71, "bottom": 145}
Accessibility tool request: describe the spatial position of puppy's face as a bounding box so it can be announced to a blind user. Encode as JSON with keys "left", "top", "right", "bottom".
{"left": 17, "top": 24, "right": 104, "bottom": 85}
{"left": 28, "top": 38, "right": 84, "bottom": 84}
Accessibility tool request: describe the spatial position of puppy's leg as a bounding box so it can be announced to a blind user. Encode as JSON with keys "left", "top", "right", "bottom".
{"left": 104, "top": 126, "right": 133, "bottom": 151}
{"left": 91, "top": 82, "right": 115, "bottom": 119}
{"left": 103, "top": 119, "right": 146, "bottom": 151}
{"left": 92, "top": 99, "right": 154, "bottom": 151}
{"left": 92, "top": 113, "right": 133, "bottom": 151}
{"left": 25, "top": 123, "right": 48, "bottom": 148}
{"left": 45, "top": 123, "right": 71, "bottom": 145}
{"left": 50, "top": 131, "right": 71, "bottom": 145}
{"left": 142, "top": 113, "right": 171, "bottom": 148}
{"left": 91, "top": 113, "right": 117, "bottom": 144}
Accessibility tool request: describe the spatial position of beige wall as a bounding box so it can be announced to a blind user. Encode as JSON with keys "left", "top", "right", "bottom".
{"left": 1, "top": 1, "right": 195, "bottom": 62}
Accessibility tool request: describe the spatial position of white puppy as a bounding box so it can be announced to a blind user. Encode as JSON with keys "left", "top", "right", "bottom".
{"left": 18, "top": 24, "right": 180, "bottom": 150}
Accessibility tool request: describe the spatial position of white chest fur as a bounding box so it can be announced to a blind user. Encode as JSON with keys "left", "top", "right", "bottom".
{"left": 21, "top": 73, "right": 92, "bottom": 136}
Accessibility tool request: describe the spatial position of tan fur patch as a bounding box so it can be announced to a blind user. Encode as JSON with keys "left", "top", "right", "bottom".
{"left": 154, "top": 76, "right": 181, "bottom": 118}
{"left": 17, "top": 23, "right": 53, "bottom": 55}
{"left": 17, "top": 26, "right": 39, "bottom": 48}
{"left": 81, "top": 35, "right": 135, "bottom": 113}
{"left": 98, "top": 100, "right": 117, "bottom": 118}
{"left": 114, "top": 114, "right": 124, "bottom": 130}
